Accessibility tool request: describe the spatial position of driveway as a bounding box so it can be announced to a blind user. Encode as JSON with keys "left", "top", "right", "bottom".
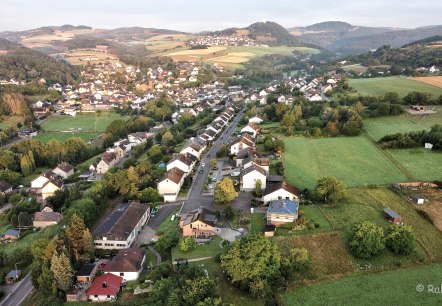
{"left": 218, "top": 228, "right": 242, "bottom": 242}
{"left": 231, "top": 192, "right": 253, "bottom": 212}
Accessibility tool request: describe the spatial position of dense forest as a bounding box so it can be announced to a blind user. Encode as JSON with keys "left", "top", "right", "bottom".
{"left": 0, "top": 40, "right": 79, "bottom": 84}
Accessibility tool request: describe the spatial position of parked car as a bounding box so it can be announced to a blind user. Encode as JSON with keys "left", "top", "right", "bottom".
{"left": 231, "top": 171, "right": 240, "bottom": 177}
{"left": 201, "top": 162, "right": 205, "bottom": 167}
{"left": 150, "top": 206, "right": 159, "bottom": 217}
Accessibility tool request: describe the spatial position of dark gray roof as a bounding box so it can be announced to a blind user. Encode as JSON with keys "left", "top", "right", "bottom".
{"left": 76, "top": 263, "right": 97, "bottom": 276}
{"left": 384, "top": 208, "right": 401, "bottom": 218}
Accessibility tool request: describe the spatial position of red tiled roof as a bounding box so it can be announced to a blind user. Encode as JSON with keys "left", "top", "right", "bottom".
{"left": 87, "top": 273, "right": 122, "bottom": 297}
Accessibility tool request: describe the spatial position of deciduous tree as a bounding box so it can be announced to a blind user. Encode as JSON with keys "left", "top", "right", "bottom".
{"left": 214, "top": 177, "right": 237, "bottom": 205}
{"left": 349, "top": 221, "right": 385, "bottom": 259}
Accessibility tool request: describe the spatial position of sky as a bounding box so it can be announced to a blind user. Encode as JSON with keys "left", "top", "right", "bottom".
{"left": 1, "top": 0, "right": 441, "bottom": 32}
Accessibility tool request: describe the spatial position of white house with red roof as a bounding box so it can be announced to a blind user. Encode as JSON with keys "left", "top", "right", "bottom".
{"left": 87, "top": 273, "right": 123, "bottom": 302}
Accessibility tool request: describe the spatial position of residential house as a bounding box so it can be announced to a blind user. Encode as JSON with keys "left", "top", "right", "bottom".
{"left": 0, "top": 181, "right": 13, "bottom": 196}
{"left": 248, "top": 116, "right": 263, "bottom": 124}
{"left": 157, "top": 167, "right": 186, "bottom": 202}
{"left": 229, "top": 135, "right": 255, "bottom": 155}
{"left": 240, "top": 165, "right": 267, "bottom": 191}
{"left": 180, "top": 208, "right": 220, "bottom": 238}
{"left": 266, "top": 199, "right": 299, "bottom": 226}
{"left": 243, "top": 157, "right": 269, "bottom": 174}
{"left": 33, "top": 210, "right": 63, "bottom": 228}
{"left": 2, "top": 229, "right": 20, "bottom": 240}
{"left": 167, "top": 154, "right": 194, "bottom": 174}
{"left": 87, "top": 273, "right": 122, "bottom": 302}
{"left": 30, "top": 171, "right": 63, "bottom": 203}
{"left": 92, "top": 202, "right": 150, "bottom": 249}
{"left": 240, "top": 123, "right": 261, "bottom": 138}
{"left": 262, "top": 181, "right": 300, "bottom": 204}
{"left": 103, "top": 248, "right": 146, "bottom": 281}
{"left": 180, "top": 141, "right": 205, "bottom": 159}
{"left": 76, "top": 263, "right": 98, "bottom": 283}
{"left": 52, "top": 162, "right": 75, "bottom": 179}
{"left": 235, "top": 147, "right": 256, "bottom": 168}
{"left": 96, "top": 152, "right": 118, "bottom": 174}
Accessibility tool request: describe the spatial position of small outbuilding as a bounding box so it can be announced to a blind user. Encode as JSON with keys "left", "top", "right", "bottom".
{"left": 264, "top": 224, "right": 276, "bottom": 237}
{"left": 5, "top": 270, "right": 21, "bottom": 284}
{"left": 76, "top": 263, "right": 98, "bottom": 283}
{"left": 412, "top": 194, "right": 425, "bottom": 205}
{"left": 383, "top": 208, "right": 402, "bottom": 224}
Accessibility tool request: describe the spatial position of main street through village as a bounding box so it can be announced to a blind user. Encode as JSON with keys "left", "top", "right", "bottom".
{"left": 182, "top": 107, "right": 245, "bottom": 213}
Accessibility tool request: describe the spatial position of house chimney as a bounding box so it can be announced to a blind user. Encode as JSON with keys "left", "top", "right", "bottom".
{"left": 102, "top": 282, "right": 107, "bottom": 288}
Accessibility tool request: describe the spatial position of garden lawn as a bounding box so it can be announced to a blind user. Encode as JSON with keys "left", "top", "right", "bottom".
{"left": 41, "top": 111, "right": 122, "bottom": 132}
{"left": 299, "top": 205, "right": 333, "bottom": 232}
{"left": 155, "top": 209, "right": 179, "bottom": 237}
{"left": 283, "top": 262, "right": 442, "bottom": 306}
{"left": 389, "top": 148, "right": 442, "bottom": 181}
{"left": 171, "top": 236, "right": 221, "bottom": 260}
{"left": 284, "top": 137, "right": 407, "bottom": 190}
{"left": 250, "top": 213, "right": 266, "bottom": 234}
{"left": 364, "top": 107, "right": 442, "bottom": 141}
{"left": 349, "top": 77, "right": 442, "bottom": 98}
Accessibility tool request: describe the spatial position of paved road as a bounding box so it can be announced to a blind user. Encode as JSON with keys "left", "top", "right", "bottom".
{"left": 0, "top": 273, "right": 33, "bottom": 306}
{"left": 183, "top": 108, "right": 245, "bottom": 213}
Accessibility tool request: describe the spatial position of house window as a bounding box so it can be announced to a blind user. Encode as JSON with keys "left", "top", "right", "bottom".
{"left": 278, "top": 196, "right": 282, "bottom": 200}
{"left": 120, "top": 273, "right": 124, "bottom": 276}
{"left": 107, "top": 295, "right": 111, "bottom": 298}
{"left": 94, "top": 295, "right": 98, "bottom": 298}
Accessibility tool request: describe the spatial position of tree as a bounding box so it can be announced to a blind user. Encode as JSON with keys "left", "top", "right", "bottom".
{"left": 182, "top": 277, "right": 217, "bottom": 305}
{"left": 180, "top": 237, "right": 197, "bottom": 252}
{"left": 314, "top": 176, "right": 347, "bottom": 204}
{"left": 80, "top": 229, "right": 95, "bottom": 263}
{"left": 138, "top": 187, "right": 162, "bottom": 203}
{"left": 224, "top": 206, "right": 234, "bottom": 220}
{"left": 349, "top": 221, "right": 385, "bottom": 259}
{"left": 37, "top": 264, "right": 57, "bottom": 296}
{"left": 210, "top": 159, "right": 217, "bottom": 169}
{"left": 287, "top": 247, "right": 309, "bottom": 272}
{"left": 65, "top": 214, "right": 88, "bottom": 262}
{"left": 50, "top": 252, "right": 73, "bottom": 291}
{"left": 220, "top": 234, "right": 281, "bottom": 296}
{"left": 254, "top": 180, "right": 263, "bottom": 198}
{"left": 161, "top": 131, "right": 174, "bottom": 146}
{"left": 214, "top": 177, "right": 237, "bottom": 205}
{"left": 20, "top": 155, "right": 33, "bottom": 176}
{"left": 386, "top": 225, "right": 415, "bottom": 255}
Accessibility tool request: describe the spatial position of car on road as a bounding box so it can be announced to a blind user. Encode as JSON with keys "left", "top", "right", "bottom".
{"left": 231, "top": 171, "right": 240, "bottom": 177}
{"left": 199, "top": 169, "right": 203, "bottom": 174}
{"left": 201, "top": 162, "right": 205, "bottom": 167}
{"left": 150, "top": 206, "right": 159, "bottom": 217}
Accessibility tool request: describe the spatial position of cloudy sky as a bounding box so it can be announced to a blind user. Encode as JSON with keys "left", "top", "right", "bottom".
{"left": 1, "top": 0, "right": 441, "bottom": 32}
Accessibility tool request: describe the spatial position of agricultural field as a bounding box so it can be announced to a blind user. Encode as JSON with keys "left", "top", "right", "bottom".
{"left": 389, "top": 148, "right": 442, "bottom": 181}
{"left": 342, "top": 64, "right": 368, "bottom": 73}
{"left": 283, "top": 262, "right": 442, "bottom": 305}
{"left": 322, "top": 187, "right": 442, "bottom": 261}
{"left": 160, "top": 45, "right": 319, "bottom": 67}
{"left": 411, "top": 76, "right": 442, "bottom": 88}
{"left": 349, "top": 76, "right": 442, "bottom": 98}
{"left": 275, "top": 232, "right": 355, "bottom": 278}
{"left": 0, "top": 115, "right": 24, "bottom": 129}
{"left": 20, "top": 28, "right": 94, "bottom": 48}
{"left": 283, "top": 137, "right": 408, "bottom": 190}
{"left": 363, "top": 108, "right": 442, "bottom": 141}
{"left": 59, "top": 50, "right": 120, "bottom": 66}
{"left": 41, "top": 112, "right": 122, "bottom": 132}
{"left": 140, "top": 34, "right": 195, "bottom": 52}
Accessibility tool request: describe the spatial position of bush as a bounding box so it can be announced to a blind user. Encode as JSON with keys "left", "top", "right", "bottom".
{"left": 179, "top": 237, "right": 197, "bottom": 252}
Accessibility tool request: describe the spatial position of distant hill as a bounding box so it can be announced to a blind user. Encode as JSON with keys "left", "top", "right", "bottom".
{"left": 289, "top": 21, "right": 442, "bottom": 55}
{"left": 205, "top": 21, "right": 316, "bottom": 47}
{"left": 402, "top": 35, "right": 442, "bottom": 47}
{"left": 342, "top": 44, "right": 442, "bottom": 71}
{"left": 0, "top": 39, "right": 79, "bottom": 84}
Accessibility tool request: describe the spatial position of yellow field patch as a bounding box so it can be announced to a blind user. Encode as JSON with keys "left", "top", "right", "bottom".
{"left": 59, "top": 50, "right": 119, "bottom": 66}
{"left": 146, "top": 34, "right": 193, "bottom": 42}
{"left": 167, "top": 46, "right": 227, "bottom": 56}
{"left": 227, "top": 52, "right": 255, "bottom": 57}
{"left": 411, "top": 76, "right": 442, "bottom": 88}
{"left": 210, "top": 55, "right": 250, "bottom": 63}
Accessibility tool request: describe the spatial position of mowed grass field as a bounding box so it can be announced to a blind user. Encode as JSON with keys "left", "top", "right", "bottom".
{"left": 363, "top": 107, "right": 442, "bottom": 141}
{"left": 349, "top": 77, "right": 442, "bottom": 98}
{"left": 34, "top": 131, "right": 95, "bottom": 143}
{"left": 283, "top": 262, "right": 442, "bottom": 306}
{"left": 41, "top": 112, "right": 122, "bottom": 132}
{"left": 389, "top": 148, "right": 442, "bottom": 181}
{"left": 283, "top": 137, "right": 407, "bottom": 190}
